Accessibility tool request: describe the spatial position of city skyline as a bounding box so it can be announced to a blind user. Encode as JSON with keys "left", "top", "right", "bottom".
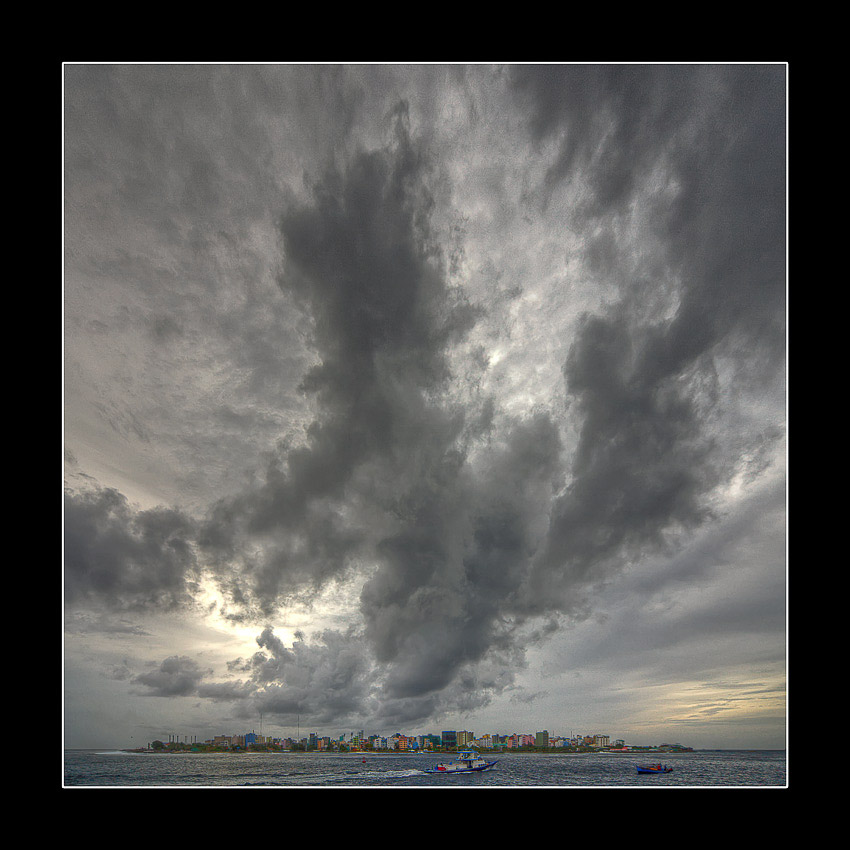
{"left": 126, "top": 727, "right": 673, "bottom": 751}
{"left": 64, "top": 63, "right": 787, "bottom": 751}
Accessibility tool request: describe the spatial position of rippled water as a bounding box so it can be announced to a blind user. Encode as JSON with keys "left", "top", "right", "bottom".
{"left": 63, "top": 749, "right": 786, "bottom": 788}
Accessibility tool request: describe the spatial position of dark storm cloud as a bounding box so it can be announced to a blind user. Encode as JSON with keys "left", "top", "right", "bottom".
{"left": 511, "top": 64, "right": 700, "bottom": 213}
{"left": 510, "top": 65, "right": 784, "bottom": 328}
{"left": 132, "top": 655, "right": 211, "bottom": 697}
{"left": 64, "top": 487, "right": 199, "bottom": 611}
{"left": 190, "top": 95, "right": 569, "bottom": 719}
{"left": 197, "top": 102, "right": 482, "bottom": 616}
{"left": 510, "top": 64, "right": 786, "bottom": 613}
{"left": 509, "top": 65, "right": 785, "bottom": 351}
{"left": 524, "top": 304, "right": 720, "bottom": 609}
{"left": 361, "top": 411, "right": 562, "bottom": 702}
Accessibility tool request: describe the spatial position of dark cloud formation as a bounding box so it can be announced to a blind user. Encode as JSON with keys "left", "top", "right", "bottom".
{"left": 64, "top": 64, "right": 786, "bottom": 738}
{"left": 187, "top": 101, "right": 558, "bottom": 722}
{"left": 196, "top": 104, "right": 482, "bottom": 614}
{"left": 64, "top": 487, "right": 199, "bottom": 611}
{"left": 132, "top": 655, "right": 211, "bottom": 697}
{"left": 513, "top": 64, "right": 786, "bottom": 613}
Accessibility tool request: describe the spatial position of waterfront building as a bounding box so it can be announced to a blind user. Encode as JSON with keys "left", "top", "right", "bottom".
{"left": 155, "top": 724, "right": 667, "bottom": 754}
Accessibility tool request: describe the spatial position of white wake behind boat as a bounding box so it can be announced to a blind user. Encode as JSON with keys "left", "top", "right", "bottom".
{"left": 428, "top": 751, "right": 498, "bottom": 774}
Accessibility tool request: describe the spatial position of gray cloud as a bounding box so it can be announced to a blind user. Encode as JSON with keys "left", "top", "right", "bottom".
{"left": 513, "top": 64, "right": 786, "bottom": 614}
{"left": 64, "top": 487, "right": 199, "bottom": 611}
{"left": 132, "top": 655, "right": 211, "bottom": 697}
{"left": 196, "top": 103, "right": 483, "bottom": 611}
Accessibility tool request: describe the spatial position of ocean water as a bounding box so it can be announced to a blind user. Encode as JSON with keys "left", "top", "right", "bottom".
{"left": 63, "top": 749, "right": 786, "bottom": 788}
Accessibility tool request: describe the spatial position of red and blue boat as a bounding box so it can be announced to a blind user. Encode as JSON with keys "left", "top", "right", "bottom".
{"left": 428, "top": 751, "right": 498, "bottom": 774}
{"left": 636, "top": 763, "right": 673, "bottom": 774}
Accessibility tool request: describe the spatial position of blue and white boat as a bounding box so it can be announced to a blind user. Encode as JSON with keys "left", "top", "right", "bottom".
{"left": 428, "top": 751, "right": 498, "bottom": 774}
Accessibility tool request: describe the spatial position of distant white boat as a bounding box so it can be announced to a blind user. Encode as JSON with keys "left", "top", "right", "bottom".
{"left": 428, "top": 751, "right": 498, "bottom": 774}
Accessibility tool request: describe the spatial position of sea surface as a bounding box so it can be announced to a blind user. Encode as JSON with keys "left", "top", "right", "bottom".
{"left": 63, "top": 748, "right": 786, "bottom": 788}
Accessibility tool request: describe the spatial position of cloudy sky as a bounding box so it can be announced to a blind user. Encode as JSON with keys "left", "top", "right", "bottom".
{"left": 63, "top": 63, "right": 787, "bottom": 751}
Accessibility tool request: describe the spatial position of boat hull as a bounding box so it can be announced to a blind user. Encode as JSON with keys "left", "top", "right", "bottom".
{"left": 429, "top": 761, "right": 498, "bottom": 774}
{"left": 636, "top": 766, "right": 673, "bottom": 774}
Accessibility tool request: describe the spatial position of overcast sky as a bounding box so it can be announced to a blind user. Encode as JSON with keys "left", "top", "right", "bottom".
{"left": 63, "top": 63, "right": 787, "bottom": 751}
